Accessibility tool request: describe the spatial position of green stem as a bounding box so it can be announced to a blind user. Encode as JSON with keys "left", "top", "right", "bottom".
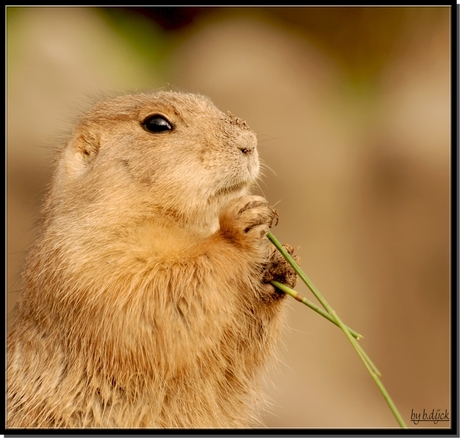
{"left": 270, "top": 280, "right": 362, "bottom": 340}
{"left": 267, "top": 231, "right": 380, "bottom": 377}
{"left": 267, "top": 231, "right": 407, "bottom": 429}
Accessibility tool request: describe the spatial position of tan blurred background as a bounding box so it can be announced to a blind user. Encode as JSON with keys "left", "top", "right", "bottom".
{"left": 6, "top": 6, "right": 451, "bottom": 429}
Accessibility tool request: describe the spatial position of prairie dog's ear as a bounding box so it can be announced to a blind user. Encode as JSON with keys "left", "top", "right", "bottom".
{"left": 74, "top": 131, "right": 100, "bottom": 164}
{"left": 61, "top": 130, "right": 100, "bottom": 180}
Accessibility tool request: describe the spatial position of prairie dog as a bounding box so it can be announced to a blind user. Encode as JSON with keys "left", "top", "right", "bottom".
{"left": 7, "top": 91, "right": 297, "bottom": 428}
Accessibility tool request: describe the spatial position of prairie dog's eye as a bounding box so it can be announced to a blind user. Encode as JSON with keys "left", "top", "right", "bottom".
{"left": 142, "top": 115, "right": 173, "bottom": 133}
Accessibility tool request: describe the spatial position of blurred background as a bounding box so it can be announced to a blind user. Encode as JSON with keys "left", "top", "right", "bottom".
{"left": 7, "top": 6, "right": 451, "bottom": 429}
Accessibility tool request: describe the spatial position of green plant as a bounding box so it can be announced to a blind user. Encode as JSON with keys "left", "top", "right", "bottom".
{"left": 267, "top": 231, "right": 407, "bottom": 429}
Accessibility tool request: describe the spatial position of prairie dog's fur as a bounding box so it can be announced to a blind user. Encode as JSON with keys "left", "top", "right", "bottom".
{"left": 7, "top": 91, "right": 297, "bottom": 428}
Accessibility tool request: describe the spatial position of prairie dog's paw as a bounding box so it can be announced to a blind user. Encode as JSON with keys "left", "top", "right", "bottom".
{"left": 219, "top": 196, "right": 275, "bottom": 243}
{"left": 263, "top": 244, "right": 300, "bottom": 290}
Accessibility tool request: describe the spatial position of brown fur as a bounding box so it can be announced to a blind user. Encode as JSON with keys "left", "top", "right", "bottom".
{"left": 7, "top": 91, "right": 297, "bottom": 428}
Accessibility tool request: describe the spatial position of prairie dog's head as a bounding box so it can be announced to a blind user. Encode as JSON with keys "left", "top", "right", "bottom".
{"left": 49, "top": 91, "right": 259, "bottom": 234}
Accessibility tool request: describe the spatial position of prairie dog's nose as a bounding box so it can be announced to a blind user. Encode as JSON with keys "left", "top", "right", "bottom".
{"left": 237, "top": 130, "right": 257, "bottom": 155}
{"left": 225, "top": 111, "right": 257, "bottom": 154}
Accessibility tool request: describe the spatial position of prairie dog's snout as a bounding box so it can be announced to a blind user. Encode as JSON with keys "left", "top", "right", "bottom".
{"left": 235, "top": 128, "right": 258, "bottom": 155}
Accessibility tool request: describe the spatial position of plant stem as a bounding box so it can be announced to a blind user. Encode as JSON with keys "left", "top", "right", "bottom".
{"left": 267, "top": 231, "right": 407, "bottom": 429}
{"left": 270, "top": 280, "right": 362, "bottom": 340}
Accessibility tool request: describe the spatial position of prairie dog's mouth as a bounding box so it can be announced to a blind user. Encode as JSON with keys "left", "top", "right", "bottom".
{"left": 215, "top": 180, "right": 251, "bottom": 196}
